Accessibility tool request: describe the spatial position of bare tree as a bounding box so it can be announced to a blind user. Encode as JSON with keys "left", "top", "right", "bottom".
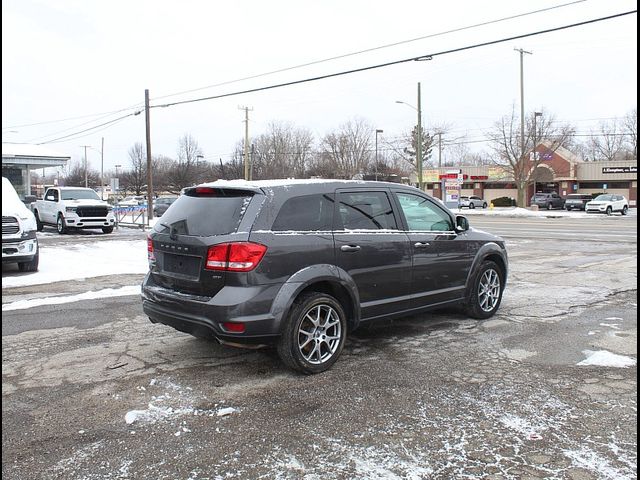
{"left": 60, "top": 160, "right": 101, "bottom": 188}
{"left": 486, "top": 106, "right": 574, "bottom": 207}
{"left": 121, "top": 143, "right": 146, "bottom": 195}
{"left": 164, "top": 134, "right": 204, "bottom": 194}
{"left": 319, "top": 118, "right": 372, "bottom": 179}
{"left": 250, "top": 122, "right": 314, "bottom": 179}
{"left": 588, "top": 119, "right": 627, "bottom": 162}
{"left": 623, "top": 108, "right": 637, "bottom": 159}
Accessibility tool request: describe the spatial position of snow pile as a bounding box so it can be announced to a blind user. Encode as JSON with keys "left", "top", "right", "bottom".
{"left": 577, "top": 350, "right": 636, "bottom": 368}
{"left": 2, "top": 285, "right": 141, "bottom": 311}
{"left": 2, "top": 240, "right": 148, "bottom": 288}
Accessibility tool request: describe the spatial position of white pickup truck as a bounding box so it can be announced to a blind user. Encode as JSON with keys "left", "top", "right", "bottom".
{"left": 33, "top": 186, "right": 116, "bottom": 234}
{"left": 2, "top": 177, "right": 39, "bottom": 271}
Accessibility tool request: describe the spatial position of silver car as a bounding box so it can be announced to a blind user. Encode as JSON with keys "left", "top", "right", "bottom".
{"left": 459, "top": 195, "right": 488, "bottom": 209}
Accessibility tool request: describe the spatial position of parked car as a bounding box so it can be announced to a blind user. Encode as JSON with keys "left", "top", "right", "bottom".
{"left": 142, "top": 180, "right": 508, "bottom": 374}
{"left": 459, "top": 195, "right": 488, "bottom": 209}
{"left": 2, "top": 177, "right": 39, "bottom": 271}
{"left": 153, "top": 197, "right": 178, "bottom": 217}
{"left": 564, "top": 194, "right": 594, "bottom": 211}
{"left": 119, "top": 195, "right": 146, "bottom": 206}
{"left": 530, "top": 192, "right": 565, "bottom": 210}
{"left": 585, "top": 194, "right": 629, "bottom": 215}
{"left": 33, "top": 186, "right": 116, "bottom": 234}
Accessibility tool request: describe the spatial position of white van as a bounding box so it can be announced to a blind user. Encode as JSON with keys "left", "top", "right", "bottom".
{"left": 2, "top": 177, "right": 39, "bottom": 271}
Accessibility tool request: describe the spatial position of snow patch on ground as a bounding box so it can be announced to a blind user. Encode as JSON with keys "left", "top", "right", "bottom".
{"left": 2, "top": 285, "right": 141, "bottom": 311}
{"left": 577, "top": 350, "right": 637, "bottom": 368}
{"left": 2, "top": 240, "right": 148, "bottom": 288}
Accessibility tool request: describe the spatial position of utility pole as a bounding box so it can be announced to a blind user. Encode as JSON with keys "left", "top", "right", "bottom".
{"left": 239, "top": 106, "right": 253, "bottom": 180}
{"left": 100, "top": 137, "right": 104, "bottom": 200}
{"left": 81, "top": 145, "right": 91, "bottom": 187}
{"left": 250, "top": 144, "right": 255, "bottom": 180}
{"left": 515, "top": 47, "right": 532, "bottom": 204}
{"left": 437, "top": 132, "right": 443, "bottom": 168}
{"left": 145, "top": 89, "right": 154, "bottom": 220}
{"left": 417, "top": 82, "right": 423, "bottom": 190}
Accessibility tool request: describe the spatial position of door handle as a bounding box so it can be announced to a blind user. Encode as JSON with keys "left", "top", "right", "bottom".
{"left": 414, "top": 242, "right": 430, "bottom": 248}
{"left": 340, "top": 245, "right": 361, "bottom": 252}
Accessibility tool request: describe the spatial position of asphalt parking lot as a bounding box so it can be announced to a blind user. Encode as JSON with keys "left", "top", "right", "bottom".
{"left": 2, "top": 214, "right": 637, "bottom": 480}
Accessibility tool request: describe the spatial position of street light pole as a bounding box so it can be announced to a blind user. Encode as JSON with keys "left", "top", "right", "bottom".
{"left": 532, "top": 111, "right": 542, "bottom": 196}
{"left": 375, "top": 129, "right": 383, "bottom": 181}
{"left": 417, "top": 82, "right": 423, "bottom": 191}
{"left": 395, "top": 82, "right": 424, "bottom": 190}
{"left": 81, "top": 145, "right": 91, "bottom": 187}
{"left": 515, "top": 47, "right": 532, "bottom": 204}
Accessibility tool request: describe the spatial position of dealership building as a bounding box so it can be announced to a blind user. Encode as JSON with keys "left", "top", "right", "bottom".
{"left": 2, "top": 143, "right": 70, "bottom": 199}
{"left": 420, "top": 143, "right": 637, "bottom": 207}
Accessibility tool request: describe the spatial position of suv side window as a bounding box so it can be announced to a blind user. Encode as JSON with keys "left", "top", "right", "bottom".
{"left": 336, "top": 191, "right": 397, "bottom": 230}
{"left": 272, "top": 194, "right": 335, "bottom": 231}
{"left": 395, "top": 192, "right": 454, "bottom": 231}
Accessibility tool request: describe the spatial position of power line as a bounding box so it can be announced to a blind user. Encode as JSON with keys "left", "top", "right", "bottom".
{"left": 3, "top": 102, "right": 143, "bottom": 131}
{"left": 37, "top": 112, "right": 141, "bottom": 145}
{"left": 150, "top": 0, "right": 587, "bottom": 102}
{"left": 153, "top": 10, "right": 637, "bottom": 110}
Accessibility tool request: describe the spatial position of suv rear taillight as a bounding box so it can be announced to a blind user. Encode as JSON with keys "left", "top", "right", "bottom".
{"left": 206, "top": 242, "right": 267, "bottom": 272}
{"left": 147, "top": 236, "right": 155, "bottom": 261}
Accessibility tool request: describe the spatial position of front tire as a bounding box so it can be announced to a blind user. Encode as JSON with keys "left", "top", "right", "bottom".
{"left": 18, "top": 249, "right": 39, "bottom": 272}
{"left": 606, "top": 206, "right": 612, "bottom": 216}
{"left": 469, "top": 203, "right": 475, "bottom": 209}
{"left": 622, "top": 206, "right": 628, "bottom": 216}
{"left": 465, "top": 260, "right": 504, "bottom": 319}
{"left": 546, "top": 203, "right": 552, "bottom": 210}
{"left": 277, "top": 292, "right": 347, "bottom": 374}
{"left": 56, "top": 214, "right": 67, "bottom": 234}
{"left": 102, "top": 226, "right": 114, "bottom": 234}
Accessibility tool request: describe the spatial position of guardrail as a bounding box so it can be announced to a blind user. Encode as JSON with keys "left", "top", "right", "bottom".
{"left": 114, "top": 204, "right": 148, "bottom": 230}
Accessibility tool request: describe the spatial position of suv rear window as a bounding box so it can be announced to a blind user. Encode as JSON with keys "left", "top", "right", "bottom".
{"left": 272, "top": 194, "right": 334, "bottom": 231}
{"left": 153, "top": 188, "right": 253, "bottom": 237}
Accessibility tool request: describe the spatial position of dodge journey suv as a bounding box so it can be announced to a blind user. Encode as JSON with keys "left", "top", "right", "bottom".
{"left": 142, "top": 180, "right": 508, "bottom": 374}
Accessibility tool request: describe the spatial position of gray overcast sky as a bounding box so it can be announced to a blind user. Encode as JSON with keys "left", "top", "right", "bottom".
{"left": 2, "top": 0, "right": 637, "bottom": 173}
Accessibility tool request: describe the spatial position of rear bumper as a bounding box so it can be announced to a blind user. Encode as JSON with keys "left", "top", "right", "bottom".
{"left": 141, "top": 273, "right": 282, "bottom": 344}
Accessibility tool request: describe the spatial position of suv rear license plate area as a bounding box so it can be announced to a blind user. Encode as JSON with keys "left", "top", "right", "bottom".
{"left": 161, "top": 253, "right": 201, "bottom": 278}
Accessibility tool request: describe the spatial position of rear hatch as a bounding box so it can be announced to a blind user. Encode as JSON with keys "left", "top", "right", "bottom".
{"left": 148, "top": 186, "right": 259, "bottom": 297}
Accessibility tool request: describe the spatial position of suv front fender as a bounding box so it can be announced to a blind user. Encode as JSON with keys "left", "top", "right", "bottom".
{"left": 270, "top": 264, "right": 361, "bottom": 331}
{"left": 465, "top": 242, "right": 508, "bottom": 292}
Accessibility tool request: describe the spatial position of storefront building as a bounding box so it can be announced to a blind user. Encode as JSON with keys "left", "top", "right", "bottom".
{"left": 418, "top": 143, "right": 637, "bottom": 207}
{"left": 2, "top": 143, "right": 70, "bottom": 199}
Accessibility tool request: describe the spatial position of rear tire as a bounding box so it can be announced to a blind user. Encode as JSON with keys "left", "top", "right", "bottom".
{"left": 56, "top": 214, "right": 67, "bottom": 234}
{"left": 34, "top": 210, "right": 43, "bottom": 231}
{"left": 465, "top": 260, "right": 504, "bottom": 320}
{"left": 482, "top": 203, "right": 487, "bottom": 209}
{"left": 18, "top": 249, "right": 39, "bottom": 272}
{"left": 469, "top": 203, "right": 475, "bottom": 209}
{"left": 277, "top": 292, "right": 347, "bottom": 374}
{"left": 546, "top": 203, "right": 552, "bottom": 210}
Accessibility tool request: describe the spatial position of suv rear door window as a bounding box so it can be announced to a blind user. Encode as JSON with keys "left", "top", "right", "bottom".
{"left": 272, "top": 194, "right": 334, "bottom": 231}
{"left": 153, "top": 188, "right": 253, "bottom": 237}
{"left": 336, "top": 192, "right": 397, "bottom": 230}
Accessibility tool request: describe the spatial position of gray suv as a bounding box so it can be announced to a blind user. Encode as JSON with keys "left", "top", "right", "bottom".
{"left": 142, "top": 180, "right": 508, "bottom": 374}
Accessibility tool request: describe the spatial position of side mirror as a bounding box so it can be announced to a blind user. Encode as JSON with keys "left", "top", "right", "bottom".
{"left": 23, "top": 195, "right": 37, "bottom": 204}
{"left": 455, "top": 215, "right": 469, "bottom": 232}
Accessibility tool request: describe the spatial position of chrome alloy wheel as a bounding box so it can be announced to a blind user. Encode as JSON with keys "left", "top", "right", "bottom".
{"left": 297, "top": 304, "right": 342, "bottom": 365}
{"left": 478, "top": 268, "right": 501, "bottom": 313}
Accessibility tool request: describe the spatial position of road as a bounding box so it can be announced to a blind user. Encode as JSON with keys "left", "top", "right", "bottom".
{"left": 2, "top": 215, "right": 637, "bottom": 479}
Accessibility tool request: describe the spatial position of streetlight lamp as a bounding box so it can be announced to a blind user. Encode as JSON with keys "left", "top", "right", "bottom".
{"left": 395, "top": 82, "right": 423, "bottom": 190}
{"left": 532, "top": 112, "right": 542, "bottom": 198}
{"left": 374, "top": 129, "right": 383, "bottom": 181}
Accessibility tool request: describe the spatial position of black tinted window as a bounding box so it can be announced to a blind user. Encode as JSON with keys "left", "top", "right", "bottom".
{"left": 153, "top": 188, "right": 253, "bottom": 236}
{"left": 337, "top": 191, "right": 397, "bottom": 230}
{"left": 272, "top": 194, "right": 334, "bottom": 231}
